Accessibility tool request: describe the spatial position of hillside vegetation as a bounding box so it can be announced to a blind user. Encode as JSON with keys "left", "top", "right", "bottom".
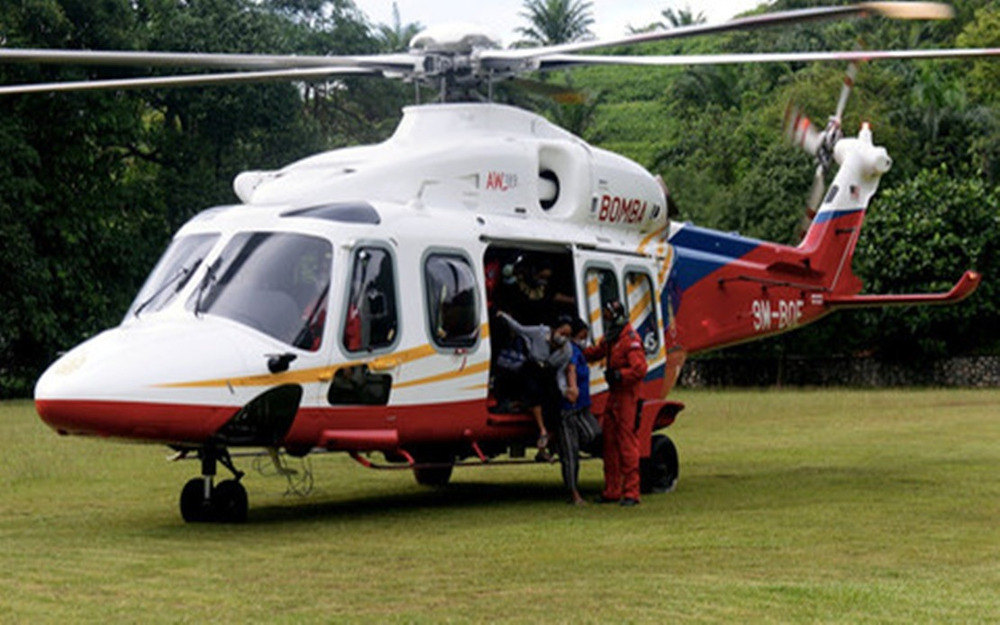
{"left": 1, "top": 0, "right": 998, "bottom": 396}
{"left": 547, "top": 0, "right": 1000, "bottom": 361}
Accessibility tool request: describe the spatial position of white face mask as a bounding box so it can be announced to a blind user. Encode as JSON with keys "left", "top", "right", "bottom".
{"left": 552, "top": 334, "right": 568, "bottom": 346}
{"left": 574, "top": 338, "right": 588, "bottom": 348}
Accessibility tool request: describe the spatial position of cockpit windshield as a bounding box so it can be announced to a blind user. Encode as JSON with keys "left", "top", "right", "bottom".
{"left": 128, "top": 233, "right": 220, "bottom": 319}
{"left": 190, "top": 232, "right": 332, "bottom": 351}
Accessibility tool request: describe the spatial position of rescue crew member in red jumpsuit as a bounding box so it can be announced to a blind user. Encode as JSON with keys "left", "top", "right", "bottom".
{"left": 585, "top": 300, "right": 647, "bottom": 506}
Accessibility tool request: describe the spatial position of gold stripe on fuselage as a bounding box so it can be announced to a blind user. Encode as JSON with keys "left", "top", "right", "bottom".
{"left": 392, "top": 360, "right": 490, "bottom": 390}
{"left": 157, "top": 325, "right": 489, "bottom": 390}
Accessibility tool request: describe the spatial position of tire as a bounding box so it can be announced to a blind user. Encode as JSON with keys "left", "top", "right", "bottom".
{"left": 180, "top": 478, "right": 212, "bottom": 523}
{"left": 413, "top": 464, "right": 453, "bottom": 487}
{"left": 640, "top": 434, "right": 679, "bottom": 494}
{"left": 213, "top": 480, "right": 249, "bottom": 523}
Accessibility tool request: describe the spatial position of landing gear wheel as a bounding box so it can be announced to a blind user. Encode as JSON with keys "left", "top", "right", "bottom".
{"left": 213, "top": 479, "right": 249, "bottom": 523}
{"left": 640, "top": 434, "right": 679, "bottom": 494}
{"left": 180, "top": 478, "right": 213, "bottom": 523}
{"left": 179, "top": 445, "right": 249, "bottom": 523}
{"left": 413, "top": 464, "right": 453, "bottom": 487}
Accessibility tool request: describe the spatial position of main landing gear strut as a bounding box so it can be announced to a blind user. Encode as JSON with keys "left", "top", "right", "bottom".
{"left": 179, "top": 445, "right": 248, "bottom": 523}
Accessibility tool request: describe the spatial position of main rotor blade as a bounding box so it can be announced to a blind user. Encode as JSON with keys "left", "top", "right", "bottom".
{"left": 534, "top": 47, "right": 1000, "bottom": 70}
{"left": 481, "top": 2, "right": 953, "bottom": 69}
{"left": 0, "top": 48, "right": 417, "bottom": 73}
{"left": 0, "top": 67, "right": 377, "bottom": 96}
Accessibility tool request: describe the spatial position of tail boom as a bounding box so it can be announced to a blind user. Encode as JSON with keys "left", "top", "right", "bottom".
{"left": 660, "top": 123, "right": 979, "bottom": 356}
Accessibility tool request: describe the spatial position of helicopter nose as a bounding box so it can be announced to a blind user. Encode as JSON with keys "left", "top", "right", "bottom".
{"left": 34, "top": 319, "right": 251, "bottom": 441}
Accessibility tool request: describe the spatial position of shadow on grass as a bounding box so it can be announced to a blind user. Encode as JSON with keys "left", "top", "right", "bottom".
{"left": 241, "top": 463, "right": 897, "bottom": 524}
{"left": 144, "top": 459, "right": 938, "bottom": 530}
{"left": 247, "top": 479, "right": 585, "bottom": 525}
{"left": 206, "top": 462, "right": 912, "bottom": 526}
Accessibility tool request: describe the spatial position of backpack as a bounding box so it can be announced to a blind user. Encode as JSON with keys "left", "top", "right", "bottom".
{"left": 496, "top": 335, "right": 528, "bottom": 372}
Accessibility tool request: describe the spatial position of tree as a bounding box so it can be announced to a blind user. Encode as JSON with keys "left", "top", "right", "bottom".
{"left": 660, "top": 5, "right": 707, "bottom": 29}
{"left": 0, "top": 0, "right": 166, "bottom": 397}
{"left": 375, "top": 2, "right": 423, "bottom": 52}
{"left": 515, "top": 0, "right": 594, "bottom": 47}
{"left": 957, "top": 5, "right": 1000, "bottom": 184}
{"left": 852, "top": 167, "right": 1000, "bottom": 357}
{"left": 0, "top": 0, "right": 400, "bottom": 397}
{"left": 629, "top": 5, "right": 706, "bottom": 33}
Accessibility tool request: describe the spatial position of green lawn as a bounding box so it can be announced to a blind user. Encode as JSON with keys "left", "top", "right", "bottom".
{"left": 2, "top": 389, "right": 998, "bottom": 623}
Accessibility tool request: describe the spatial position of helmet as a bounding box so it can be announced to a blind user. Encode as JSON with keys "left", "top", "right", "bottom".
{"left": 602, "top": 300, "right": 626, "bottom": 326}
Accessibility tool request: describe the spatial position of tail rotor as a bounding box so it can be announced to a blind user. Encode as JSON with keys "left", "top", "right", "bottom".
{"left": 785, "top": 62, "right": 859, "bottom": 241}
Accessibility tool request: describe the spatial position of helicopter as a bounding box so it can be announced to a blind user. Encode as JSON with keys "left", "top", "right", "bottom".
{"left": 4, "top": 2, "right": 994, "bottom": 522}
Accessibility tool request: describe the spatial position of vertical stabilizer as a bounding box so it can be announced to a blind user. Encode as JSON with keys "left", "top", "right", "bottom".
{"left": 797, "top": 123, "right": 892, "bottom": 294}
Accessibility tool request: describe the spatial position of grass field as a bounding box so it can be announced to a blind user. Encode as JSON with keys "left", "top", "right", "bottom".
{"left": 2, "top": 389, "right": 998, "bottom": 623}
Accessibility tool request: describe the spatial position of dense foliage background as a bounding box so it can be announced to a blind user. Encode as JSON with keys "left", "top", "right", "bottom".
{"left": 1, "top": 0, "right": 997, "bottom": 396}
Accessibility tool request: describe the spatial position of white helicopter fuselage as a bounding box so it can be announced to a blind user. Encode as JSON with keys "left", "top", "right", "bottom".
{"left": 35, "top": 103, "right": 673, "bottom": 449}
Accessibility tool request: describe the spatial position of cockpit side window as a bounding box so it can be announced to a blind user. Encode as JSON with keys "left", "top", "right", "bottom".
{"left": 424, "top": 253, "right": 479, "bottom": 348}
{"left": 128, "top": 233, "right": 219, "bottom": 319}
{"left": 191, "top": 232, "right": 332, "bottom": 351}
{"left": 343, "top": 246, "right": 398, "bottom": 353}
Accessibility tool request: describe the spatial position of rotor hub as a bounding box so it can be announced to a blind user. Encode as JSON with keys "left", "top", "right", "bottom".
{"left": 409, "top": 24, "right": 499, "bottom": 55}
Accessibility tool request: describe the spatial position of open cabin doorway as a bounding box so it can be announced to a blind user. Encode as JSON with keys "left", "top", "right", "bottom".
{"left": 483, "top": 244, "right": 577, "bottom": 412}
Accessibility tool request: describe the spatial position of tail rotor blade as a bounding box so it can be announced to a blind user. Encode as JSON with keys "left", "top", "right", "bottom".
{"left": 785, "top": 64, "right": 852, "bottom": 241}
{"left": 834, "top": 61, "right": 858, "bottom": 123}
{"left": 784, "top": 104, "right": 823, "bottom": 156}
{"left": 798, "top": 164, "right": 827, "bottom": 241}
{"left": 807, "top": 163, "right": 826, "bottom": 211}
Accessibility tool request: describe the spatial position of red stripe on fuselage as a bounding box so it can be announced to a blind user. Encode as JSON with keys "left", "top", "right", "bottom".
{"left": 35, "top": 399, "right": 236, "bottom": 443}
{"left": 35, "top": 378, "right": 670, "bottom": 449}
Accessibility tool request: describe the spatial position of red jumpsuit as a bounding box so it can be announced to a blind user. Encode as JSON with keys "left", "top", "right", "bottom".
{"left": 585, "top": 323, "right": 648, "bottom": 501}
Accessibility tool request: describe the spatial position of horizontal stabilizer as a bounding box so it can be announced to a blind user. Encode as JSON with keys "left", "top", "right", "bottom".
{"left": 822, "top": 270, "right": 980, "bottom": 309}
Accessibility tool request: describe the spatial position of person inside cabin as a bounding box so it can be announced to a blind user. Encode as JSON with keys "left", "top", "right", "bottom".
{"left": 488, "top": 253, "right": 527, "bottom": 411}
{"left": 556, "top": 317, "right": 598, "bottom": 505}
{"left": 495, "top": 310, "right": 573, "bottom": 460}
{"left": 344, "top": 249, "right": 397, "bottom": 353}
{"left": 367, "top": 253, "right": 396, "bottom": 345}
{"left": 584, "top": 300, "right": 647, "bottom": 507}
{"left": 486, "top": 252, "right": 520, "bottom": 348}
{"left": 509, "top": 256, "right": 575, "bottom": 325}
{"left": 484, "top": 254, "right": 517, "bottom": 312}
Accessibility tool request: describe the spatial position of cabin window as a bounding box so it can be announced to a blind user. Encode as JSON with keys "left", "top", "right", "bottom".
{"left": 626, "top": 271, "right": 660, "bottom": 355}
{"left": 128, "top": 233, "right": 219, "bottom": 318}
{"left": 190, "top": 232, "right": 332, "bottom": 351}
{"left": 584, "top": 266, "right": 619, "bottom": 343}
{"left": 425, "top": 253, "right": 479, "bottom": 348}
{"left": 328, "top": 364, "right": 392, "bottom": 406}
{"left": 343, "top": 246, "right": 398, "bottom": 353}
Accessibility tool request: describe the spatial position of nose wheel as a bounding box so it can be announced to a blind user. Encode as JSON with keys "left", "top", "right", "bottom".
{"left": 179, "top": 445, "right": 248, "bottom": 523}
